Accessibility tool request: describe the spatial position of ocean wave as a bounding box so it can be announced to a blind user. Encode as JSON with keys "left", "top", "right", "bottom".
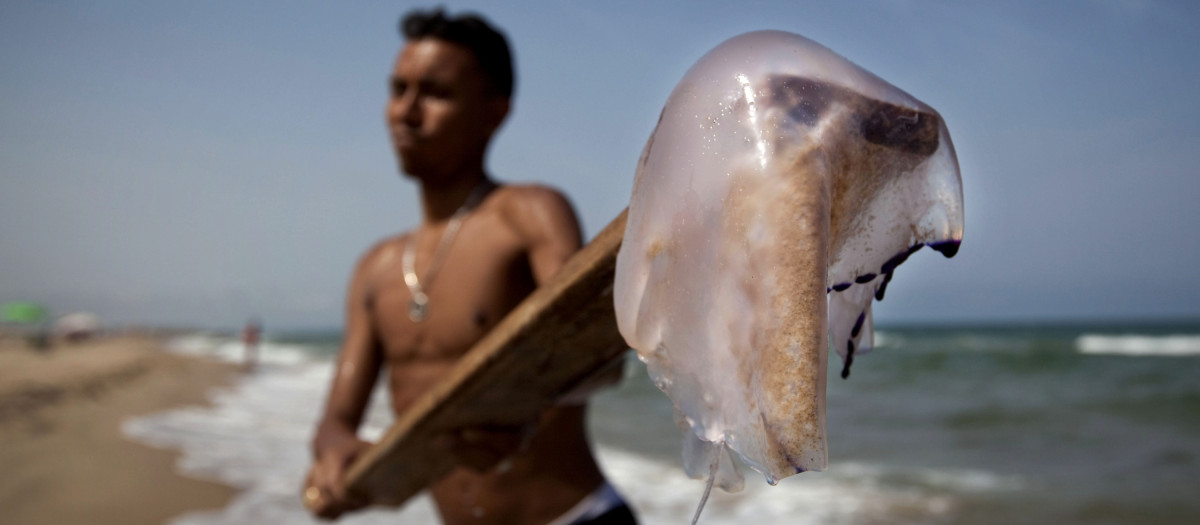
{"left": 831, "top": 461, "right": 1022, "bottom": 493}
{"left": 131, "top": 335, "right": 1021, "bottom": 525}
{"left": 871, "top": 330, "right": 1033, "bottom": 353}
{"left": 124, "top": 359, "right": 407, "bottom": 524}
{"left": 595, "top": 447, "right": 1020, "bottom": 524}
{"left": 165, "top": 334, "right": 323, "bottom": 368}
{"left": 1075, "top": 334, "right": 1200, "bottom": 357}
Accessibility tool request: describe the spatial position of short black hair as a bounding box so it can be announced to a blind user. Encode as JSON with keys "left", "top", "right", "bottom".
{"left": 400, "top": 8, "right": 514, "bottom": 98}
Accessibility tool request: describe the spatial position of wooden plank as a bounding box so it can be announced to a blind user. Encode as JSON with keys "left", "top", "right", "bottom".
{"left": 344, "top": 208, "right": 630, "bottom": 506}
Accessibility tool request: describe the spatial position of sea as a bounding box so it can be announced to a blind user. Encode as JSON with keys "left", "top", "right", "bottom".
{"left": 123, "top": 320, "right": 1200, "bottom": 525}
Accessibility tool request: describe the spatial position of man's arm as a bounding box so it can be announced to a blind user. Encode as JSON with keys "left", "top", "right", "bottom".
{"left": 506, "top": 185, "right": 584, "bottom": 285}
{"left": 306, "top": 243, "right": 388, "bottom": 518}
{"left": 505, "top": 186, "right": 625, "bottom": 399}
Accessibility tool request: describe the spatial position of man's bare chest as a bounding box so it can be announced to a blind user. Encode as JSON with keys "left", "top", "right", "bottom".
{"left": 367, "top": 231, "right": 536, "bottom": 363}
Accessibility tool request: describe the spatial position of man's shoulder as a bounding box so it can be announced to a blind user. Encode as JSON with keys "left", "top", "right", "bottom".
{"left": 493, "top": 182, "right": 572, "bottom": 207}
{"left": 488, "top": 182, "right": 582, "bottom": 252}
{"left": 354, "top": 232, "right": 409, "bottom": 275}
{"left": 490, "top": 183, "right": 576, "bottom": 225}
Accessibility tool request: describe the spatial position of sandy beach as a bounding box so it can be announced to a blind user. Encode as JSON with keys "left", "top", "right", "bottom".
{"left": 0, "top": 332, "right": 239, "bottom": 525}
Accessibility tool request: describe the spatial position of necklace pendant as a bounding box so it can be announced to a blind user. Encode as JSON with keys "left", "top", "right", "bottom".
{"left": 408, "top": 292, "right": 429, "bottom": 323}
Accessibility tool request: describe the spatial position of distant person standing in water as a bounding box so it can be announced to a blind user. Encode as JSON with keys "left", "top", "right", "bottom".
{"left": 302, "top": 8, "right": 636, "bottom": 525}
{"left": 242, "top": 317, "right": 261, "bottom": 371}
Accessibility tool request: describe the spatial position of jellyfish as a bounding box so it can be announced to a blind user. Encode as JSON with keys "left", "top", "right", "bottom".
{"left": 612, "top": 30, "right": 964, "bottom": 512}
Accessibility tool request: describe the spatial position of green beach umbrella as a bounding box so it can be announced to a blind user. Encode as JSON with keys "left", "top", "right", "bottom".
{"left": 2, "top": 301, "right": 48, "bottom": 323}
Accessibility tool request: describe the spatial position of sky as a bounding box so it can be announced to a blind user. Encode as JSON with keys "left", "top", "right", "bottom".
{"left": 1, "top": 1, "right": 1198, "bottom": 330}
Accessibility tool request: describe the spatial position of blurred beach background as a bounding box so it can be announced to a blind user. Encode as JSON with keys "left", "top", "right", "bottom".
{"left": 2, "top": 1, "right": 1198, "bottom": 524}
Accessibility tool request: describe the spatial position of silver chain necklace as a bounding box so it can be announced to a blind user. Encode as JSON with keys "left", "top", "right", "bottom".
{"left": 401, "top": 181, "right": 491, "bottom": 322}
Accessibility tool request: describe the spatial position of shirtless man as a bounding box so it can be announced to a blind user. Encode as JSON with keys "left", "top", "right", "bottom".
{"left": 304, "top": 9, "right": 636, "bottom": 525}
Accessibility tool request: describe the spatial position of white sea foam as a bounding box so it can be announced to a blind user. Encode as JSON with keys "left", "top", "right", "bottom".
{"left": 596, "top": 448, "right": 1022, "bottom": 524}
{"left": 127, "top": 336, "right": 419, "bottom": 525}
{"left": 127, "top": 334, "right": 1020, "bottom": 525}
{"left": 1075, "top": 334, "right": 1200, "bottom": 357}
{"left": 869, "top": 330, "right": 1020, "bottom": 353}
{"left": 165, "top": 334, "right": 316, "bottom": 368}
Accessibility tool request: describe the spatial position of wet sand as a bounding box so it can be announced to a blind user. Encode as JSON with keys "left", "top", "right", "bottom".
{"left": 0, "top": 333, "right": 239, "bottom": 525}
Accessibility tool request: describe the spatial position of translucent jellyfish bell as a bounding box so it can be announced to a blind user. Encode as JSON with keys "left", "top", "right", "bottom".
{"left": 613, "top": 30, "right": 964, "bottom": 490}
